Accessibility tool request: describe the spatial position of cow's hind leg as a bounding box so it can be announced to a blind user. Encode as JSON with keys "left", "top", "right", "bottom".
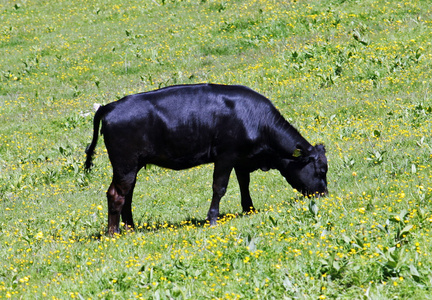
{"left": 121, "top": 177, "right": 136, "bottom": 230}
{"left": 234, "top": 167, "right": 255, "bottom": 213}
{"left": 107, "top": 171, "right": 137, "bottom": 235}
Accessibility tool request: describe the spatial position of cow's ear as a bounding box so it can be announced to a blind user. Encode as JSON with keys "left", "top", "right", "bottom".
{"left": 292, "top": 148, "right": 302, "bottom": 158}
{"left": 293, "top": 144, "right": 313, "bottom": 161}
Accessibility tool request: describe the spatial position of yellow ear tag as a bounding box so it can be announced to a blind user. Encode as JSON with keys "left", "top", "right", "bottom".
{"left": 292, "top": 149, "right": 302, "bottom": 158}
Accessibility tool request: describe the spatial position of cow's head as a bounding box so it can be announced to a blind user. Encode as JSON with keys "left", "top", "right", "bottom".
{"left": 280, "top": 144, "right": 328, "bottom": 197}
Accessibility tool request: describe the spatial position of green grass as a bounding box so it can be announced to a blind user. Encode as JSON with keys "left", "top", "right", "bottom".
{"left": 1, "top": 0, "right": 432, "bottom": 298}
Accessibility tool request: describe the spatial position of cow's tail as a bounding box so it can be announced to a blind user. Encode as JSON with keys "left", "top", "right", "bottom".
{"left": 85, "top": 106, "right": 106, "bottom": 171}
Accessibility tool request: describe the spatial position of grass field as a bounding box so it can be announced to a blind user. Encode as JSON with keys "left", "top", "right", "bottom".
{"left": 1, "top": 0, "right": 432, "bottom": 298}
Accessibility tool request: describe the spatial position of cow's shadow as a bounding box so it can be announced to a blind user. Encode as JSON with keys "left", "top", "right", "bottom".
{"left": 134, "top": 209, "right": 261, "bottom": 234}
{"left": 87, "top": 211, "right": 259, "bottom": 240}
{"left": 135, "top": 216, "right": 209, "bottom": 233}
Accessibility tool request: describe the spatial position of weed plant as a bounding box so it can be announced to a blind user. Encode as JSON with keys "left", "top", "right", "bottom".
{"left": 1, "top": 0, "right": 432, "bottom": 298}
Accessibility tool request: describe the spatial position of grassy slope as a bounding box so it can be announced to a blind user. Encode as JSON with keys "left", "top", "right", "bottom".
{"left": 1, "top": 0, "right": 432, "bottom": 298}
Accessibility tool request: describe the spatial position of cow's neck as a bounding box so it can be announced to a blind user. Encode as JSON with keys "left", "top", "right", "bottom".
{"left": 266, "top": 120, "right": 311, "bottom": 158}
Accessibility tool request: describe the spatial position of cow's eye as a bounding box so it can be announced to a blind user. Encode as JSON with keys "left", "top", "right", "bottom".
{"left": 316, "top": 167, "right": 326, "bottom": 176}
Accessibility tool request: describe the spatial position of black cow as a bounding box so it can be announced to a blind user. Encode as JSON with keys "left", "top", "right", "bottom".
{"left": 85, "top": 84, "right": 327, "bottom": 234}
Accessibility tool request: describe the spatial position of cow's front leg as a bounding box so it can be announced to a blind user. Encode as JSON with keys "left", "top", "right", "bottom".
{"left": 207, "top": 162, "right": 233, "bottom": 226}
{"left": 234, "top": 167, "right": 255, "bottom": 213}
